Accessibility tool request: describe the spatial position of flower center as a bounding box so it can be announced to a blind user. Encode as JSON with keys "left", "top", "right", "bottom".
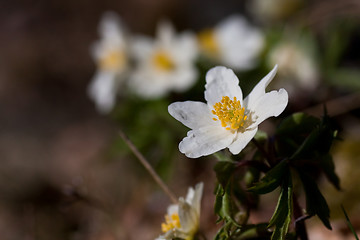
{"left": 161, "top": 213, "right": 181, "bottom": 233}
{"left": 212, "top": 96, "right": 248, "bottom": 131}
{"left": 198, "top": 29, "right": 219, "bottom": 57}
{"left": 153, "top": 50, "right": 175, "bottom": 72}
{"left": 99, "top": 50, "right": 126, "bottom": 71}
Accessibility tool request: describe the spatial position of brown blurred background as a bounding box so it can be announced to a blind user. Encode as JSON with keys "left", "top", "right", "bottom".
{"left": 0, "top": 1, "right": 248, "bottom": 239}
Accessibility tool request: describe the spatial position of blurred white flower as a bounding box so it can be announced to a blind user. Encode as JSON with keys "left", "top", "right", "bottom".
{"left": 268, "top": 40, "right": 319, "bottom": 94}
{"left": 198, "top": 15, "right": 264, "bottom": 71}
{"left": 88, "top": 12, "right": 129, "bottom": 113}
{"left": 168, "top": 65, "right": 288, "bottom": 158}
{"left": 156, "top": 183, "right": 203, "bottom": 240}
{"left": 129, "top": 21, "right": 198, "bottom": 99}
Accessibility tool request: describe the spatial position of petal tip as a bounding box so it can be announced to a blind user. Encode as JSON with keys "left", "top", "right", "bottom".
{"left": 271, "top": 64, "right": 278, "bottom": 75}
{"left": 279, "top": 88, "right": 289, "bottom": 106}
{"left": 205, "top": 66, "right": 228, "bottom": 83}
{"left": 205, "top": 66, "right": 239, "bottom": 90}
{"left": 167, "top": 102, "right": 176, "bottom": 115}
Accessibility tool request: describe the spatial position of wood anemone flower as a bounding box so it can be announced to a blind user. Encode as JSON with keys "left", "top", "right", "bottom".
{"left": 168, "top": 65, "right": 288, "bottom": 158}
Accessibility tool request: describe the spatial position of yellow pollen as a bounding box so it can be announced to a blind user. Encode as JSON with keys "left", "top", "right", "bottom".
{"left": 212, "top": 96, "right": 248, "bottom": 131}
{"left": 198, "top": 29, "right": 219, "bottom": 57}
{"left": 153, "top": 50, "right": 175, "bottom": 71}
{"left": 99, "top": 50, "right": 126, "bottom": 71}
{"left": 161, "top": 213, "right": 181, "bottom": 233}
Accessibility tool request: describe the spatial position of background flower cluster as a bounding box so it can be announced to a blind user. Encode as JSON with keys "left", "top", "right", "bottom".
{"left": 87, "top": 12, "right": 264, "bottom": 114}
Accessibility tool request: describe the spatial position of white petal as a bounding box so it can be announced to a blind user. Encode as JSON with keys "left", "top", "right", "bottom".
{"left": 179, "top": 126, "right": 234, "bottom": 158}
{"left": 167, "top": 204, "right": 179, "bottom": 216}
{"left": 128, "top": 69, "right": 169, "bottom": 98}
{"left": 130, "top": 36, "right": 154, "bottom": 61}
{"left": 185, "top": 187, "right": 195, "bottom": 204}
{"left": 172, "top": 32, "right": 198, "bottom": 63}
{"left": 228, "top": 127, "right": 258, "bottom": 154}
{"left": 205, "top": 66, "right": 243, "bottom": 107}
{"left": 187, "top": 183, "right": 203, "bottom": 217}
{"left": 99, "top": 12, "right": 125, "bottom": 43}
{"left": 168, "top": 101, "right": 215, "bottom": 129}
{"left": 216, "top": 15, "right": 264, "bottom": 70}
{"left": 170, "top": 66, "right": 198, "bottom": 92}
{"left": 157, "top": 20, "right": 175, "bottom": 45}
{"left": 249, "top": 88, "right": 288, "bottom": 126}
{"left": 243, "top": 65, "right": 278, "bottom": 109}
{"left": 155, "top": 237, "right": 166, "bottom": 240}
{"left": 161, "top": 228, "right": 188, "bottom": 240}
{"left": 178, "top": 198, "right": 198, "bottom": 233}
{"left": 87, "top": 71, "right": 117, "bottom": 114}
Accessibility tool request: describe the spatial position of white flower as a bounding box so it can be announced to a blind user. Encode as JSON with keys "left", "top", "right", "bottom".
{"left": 168, "top": 65, "right": 288, "bottom": 158}
{"left": 156, "top": 183, "right": 203, "bottom": 240}
{"left": 198, "top": 15, "right": 264, "bottom": 71}
{"left": 268, "top": 41, "right": 319, "bottom": 94}
{"left": 129, "top": 21, "right": 198, "bottom": 99}
{"left": 87, "top": 12, "right": 129, "bottom": 113}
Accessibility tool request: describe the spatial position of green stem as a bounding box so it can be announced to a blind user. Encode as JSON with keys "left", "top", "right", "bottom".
{"left": 293, "top": 193, "right": 309, "bottom": 240}
{"left": 251, "top": 138, "right": 274, "bottom": 166}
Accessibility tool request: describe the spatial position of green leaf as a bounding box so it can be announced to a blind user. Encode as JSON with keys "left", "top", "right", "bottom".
{"left": 214, "top": 221, "right": 233, "bottom": 240}
{"left": 237, "top": 223, "right": 271, "bottom": 239}
{"left": 214, "top": 160, "right": 236, "bottom": 188}
{"left": 214, "top": 184, "right": 225, "bottom": 221}
{"left": 222, "top": 190, "right": 240, "bottom": 226}
{"left": 213, "top": 225, "right": 226, "bottom": 240}
{"left": 277, "top": 113, "right": 319, "bottom": 136}
{"left": 290, "top": 127, "right": 321, "bottom": 159}
{"left": 276, "top": 113, "right": 320, "bottom": 158}
{"left": 341, "top": 205, "right": 359, "bottom": 240}
{"left": 320, "top": 154, "right": 341, "bottom": 190}
{"left": 317, "top": 114, "right": 338, "bottom": 154}
{"left": 248, "top": 160, "right": 288, "bottom": 194}
{"left": 213, "top": 152, "right": 235, "bottom": 162}
{"left": 254, "top": 130, "right": 268, "bottom": 142}
{"left": 298, "top": 172, "right": 332, "bottom": 229}
{"left": 214, "top": 183, "right": 240, "bottom": 226}
{"left": 290, "top": 113, "right": 337, "bottom": 160}
{"left": 268, "top": 172, "right": 293, "bottom": 240}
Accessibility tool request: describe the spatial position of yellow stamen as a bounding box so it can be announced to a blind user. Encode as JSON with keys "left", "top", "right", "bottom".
{"left": 153, "top": 50, "right": 175, "bottom": 71}
{"left": 99, "top": 50, "right": 126, "bottom": 71}
{"left": 212, "top": 96, "right": 248, "bottom": 131}
{"left": 161, "top": 213, "right": 181, "bottom": 233}
{"left": 198, "top": 29, "right": 219, "bottom": 57}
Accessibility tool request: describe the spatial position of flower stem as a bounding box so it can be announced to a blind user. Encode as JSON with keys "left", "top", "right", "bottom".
{"left": 119, "top": 130, "right": 178, "bottom": 204}
{"left": 293, "top": 193, "right": 309, "bottom": 240}
{"left": 251, "top": 138, "right": 274, "bottom": 166}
